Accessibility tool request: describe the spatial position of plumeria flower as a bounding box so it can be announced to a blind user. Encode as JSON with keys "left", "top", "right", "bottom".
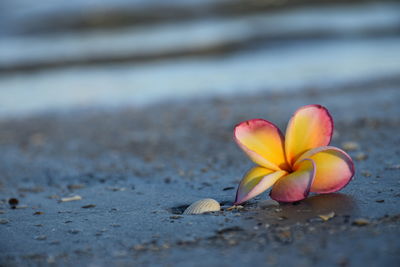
{"left": 234, "top": 104, "right": 354, "bottom": 204}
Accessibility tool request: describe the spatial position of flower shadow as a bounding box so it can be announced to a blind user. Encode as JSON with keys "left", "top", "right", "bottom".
{"left": 256, "top": 193, "right": 358, "bottom": 224}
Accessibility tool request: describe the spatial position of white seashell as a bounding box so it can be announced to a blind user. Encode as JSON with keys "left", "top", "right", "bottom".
{"left": 183, "top": 198, "right": 220, "bottom": 215}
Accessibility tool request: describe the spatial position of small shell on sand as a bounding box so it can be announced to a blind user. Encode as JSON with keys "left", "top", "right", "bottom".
{"left": 183, "top": 198, "right": 220, "bottom": 215}
{"left": 318, "top": 211, "right": 335, "bottom": 221}
{"left": 60, "top": 195, "right": 82, "bottom": 202}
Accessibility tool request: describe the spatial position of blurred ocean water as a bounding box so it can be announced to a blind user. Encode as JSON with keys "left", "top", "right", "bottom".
{"left": 0, "top": 0, "right": 399, "bottom": 117}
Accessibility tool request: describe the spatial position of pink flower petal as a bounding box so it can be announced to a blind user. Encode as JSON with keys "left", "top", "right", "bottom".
{"left": 285, "top": 105, "right": 333, "bottom": 165}
{"left": 270, "top": 159, "right": 315, "bottom": 202}
{"left": 294, "top": 146, "right": 354, "bottom": 193}
{"left": 234, "top": 166, "right": 287, "bottom": 205}
{"left": 234, "top": 119, "right": 289, "bottom": 171}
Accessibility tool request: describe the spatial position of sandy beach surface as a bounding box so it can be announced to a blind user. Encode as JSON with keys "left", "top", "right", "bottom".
{"left": 1, "top": 76, "right": 400, "bottom": 266}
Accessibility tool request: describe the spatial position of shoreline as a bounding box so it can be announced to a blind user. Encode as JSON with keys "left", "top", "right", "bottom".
{"left": 1, "top": 73, "right": 400, "bottom": 121}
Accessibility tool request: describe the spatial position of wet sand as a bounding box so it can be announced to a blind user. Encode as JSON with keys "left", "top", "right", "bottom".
{"left": 0, "top": 78, "right": 400, "bottom": 266}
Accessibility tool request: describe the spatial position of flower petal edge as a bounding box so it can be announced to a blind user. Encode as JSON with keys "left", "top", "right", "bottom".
{"left": 285, "top": 105, "right": 333, "bottom": 166}
{"left": 294, "top": 146, "right": 354, "bottom": 193}
{"left": 234, "top": 166, "right": 287, "bottom": 205}
{"left": 234, "top": 119, "right": 289, "bottom": 171}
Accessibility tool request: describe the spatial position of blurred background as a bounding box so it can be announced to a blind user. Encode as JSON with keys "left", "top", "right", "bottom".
{"left": 0, "top": 0, "right": 399, "bottom": 118}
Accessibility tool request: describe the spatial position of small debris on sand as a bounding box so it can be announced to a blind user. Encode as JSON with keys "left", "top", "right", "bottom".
{"left": 133, "top": 244, "right": 146, "bottom": 251}
{"left": 34, "top": 235, "right": 47, "bottom": 241}
{"left": 361, "top": 170, "right": 372, "bottom": 177}
{"left": 67, "top": 184, "right": 85, "bottom": 190}
{"left": 352, "top": 218, "right": 370, "bottom": 226}
{"left": 318, "top": 211, "right": 335, "bottom": 221}
{"left": 68, "top": 229, "right": 80, "bottom": 234}
{"left": 355, "top": 152, "right": 368, "bottom": 161}
{"left": 106, "top": 187, "right": 127, "bottom": 192}
{"left": 81, "top": 204, "right": 96, "bottom": 209}
{"left": 222, "top": 186, "right": 235, "bottom": 191}
{"left": 341, "top": 141, "right": 360, "bottom": 151}
{"left": 60, "top": 195, "right": 82, "bottom": 202}
{"left": 259, "top": 199, "right": 280, "bottom": 208}
{"left": 226, "top": 205, "right": 244, "bottom": 211}
{"left": 18, "top": 187, "right": 44, "bottom": 193}
{"left": 170, "top": 215, "right": 183, "bottom": 220}
{"left": 386, "top": 164, "right": 400, "bottom": 170}
{"left": 29, "top": 133, "right": 45, "bottom": 146}
{"left": 8, "top": 198, "right": 19, "bottom": 209}
{"left": 273, "top": 227, "right": 292, "bottom": 244}
{"left": 217, "top": 226, "right": 244, "bottom": 234}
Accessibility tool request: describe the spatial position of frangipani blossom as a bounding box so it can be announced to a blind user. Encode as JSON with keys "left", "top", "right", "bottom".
{"left": 234, "top": 105, "right": 354, "bottom": 204}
